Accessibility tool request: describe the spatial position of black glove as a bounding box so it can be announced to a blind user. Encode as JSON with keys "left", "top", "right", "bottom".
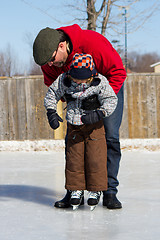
{"left": 47, "top": 109, "right": 63, "bottom": 130}
{"left": 81, "top": 110, "right": 104, "bottom": 125}
{"left": 81, "top": 94, "right": 100, "bottom": 111}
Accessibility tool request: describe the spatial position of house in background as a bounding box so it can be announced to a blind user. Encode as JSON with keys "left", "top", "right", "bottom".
{"left": 150, "top": 62, "right": 160, "bottom": 73}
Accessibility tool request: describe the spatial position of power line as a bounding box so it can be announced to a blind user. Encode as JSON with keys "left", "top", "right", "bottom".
{"left": 20, "top": 0, "right": 62, "bottom": 24}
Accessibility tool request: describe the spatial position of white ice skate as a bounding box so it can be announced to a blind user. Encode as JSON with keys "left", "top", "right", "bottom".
{"left": 72, "top": 205, "right": 79, "bottom": 211}
{"left": 70, "top": 190, "right": 84, "bottom": 210}
{"left": 87, "top": 191, "right": 101, "bottom": 211}
{"left": 90, "top": 205, "right": 96, "bottom": 211}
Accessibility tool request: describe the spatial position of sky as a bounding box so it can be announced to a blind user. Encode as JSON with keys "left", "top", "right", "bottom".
{"left": 1, "top": 0, "right": 160, "bottom": 73}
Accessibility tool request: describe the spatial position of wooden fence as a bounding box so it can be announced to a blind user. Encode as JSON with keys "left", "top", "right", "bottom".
{"left": 0, "top": 73, "right": 160, "bottom": 140}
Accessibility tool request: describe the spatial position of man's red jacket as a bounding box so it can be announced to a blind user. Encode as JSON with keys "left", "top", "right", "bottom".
{"left": 41, "top": 24, "right": 126, "bottom": 94}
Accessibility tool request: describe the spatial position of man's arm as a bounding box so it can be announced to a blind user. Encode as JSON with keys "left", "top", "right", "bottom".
{"left": 104, "top": 50, "right": 126, "bottom": 95}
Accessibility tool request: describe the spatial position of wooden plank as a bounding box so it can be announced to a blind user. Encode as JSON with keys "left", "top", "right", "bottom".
{"left": 127, "top": 75, "right": 134, "bottom": 138}
{"left": 0, "top": 79, "right": 9, "bottom": 140}
{"left": 132, "top": 76, "right": 142, "bottom": 138}
{"left": 33, "top": 77, "right": 44, "bottom": 139}
{"left": 146, "top": 75, "right": 157, "bottom": 138}
{"left": 139, "top": 77, "right": 148, "bottom": 138}
{"left": 120, "top": 80, "right": 129, "bottom": 138}
{"left": 25, "top": 77, "right": 37, "bottom": 140}
{"left": 133, "top": 75, "right": 148, "bottom": 138}
{"left": 16, "top": 78, "right": 27, "bottom": 140}
{"left": 155, "top": 75, "right": 160, "bottom": 137}
{"left": 7, "top": 78, "right": 19, "bottom": 140}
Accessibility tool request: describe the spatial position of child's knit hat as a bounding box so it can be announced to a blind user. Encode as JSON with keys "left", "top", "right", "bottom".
{"left": 69, "top": 53, "right": 97, "bottom": 79}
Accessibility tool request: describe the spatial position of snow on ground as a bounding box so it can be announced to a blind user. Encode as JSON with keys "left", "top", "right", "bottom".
{"left": 0, "top": 139, "right": 160, "bottom": 152}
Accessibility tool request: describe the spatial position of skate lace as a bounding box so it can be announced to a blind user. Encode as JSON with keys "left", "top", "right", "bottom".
{"left": 71, "top": 190, "right": 83, "bottom": 199}
{"left": 88, "top": 191, "right": 101, "bottom": 199}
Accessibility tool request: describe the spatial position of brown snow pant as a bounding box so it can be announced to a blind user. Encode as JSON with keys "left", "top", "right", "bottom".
{"left": 65, "top": 120, "right": 108, "bottom": 191}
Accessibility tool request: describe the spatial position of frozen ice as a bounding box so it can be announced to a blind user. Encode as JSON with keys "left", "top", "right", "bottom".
{"left": 0, "top": 146, "right": 160, "bottom": 240}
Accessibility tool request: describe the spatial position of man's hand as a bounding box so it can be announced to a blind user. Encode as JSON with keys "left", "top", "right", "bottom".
{"left": 81, "top": 110, "right": 104, "bottom": 125}
{"left": 47, "top": 109, "right": 63, "bottom": 130}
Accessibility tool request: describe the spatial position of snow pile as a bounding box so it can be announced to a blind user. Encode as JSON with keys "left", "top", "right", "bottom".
{"left": 121, "top": 139, "right": 160, "bottom": 151}
{"left": 0, "top": 139, "right": 160, "bottom": 152}
{"left": 0, "top": 140, "right": 65, "bottom": 152}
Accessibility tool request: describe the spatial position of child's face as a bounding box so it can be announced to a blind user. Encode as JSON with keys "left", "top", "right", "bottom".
{"left": 69, "top": 76, "right": 93, "bottom": 85}
{"left": 71, "top": 78, "right": 88, "bottom": 85}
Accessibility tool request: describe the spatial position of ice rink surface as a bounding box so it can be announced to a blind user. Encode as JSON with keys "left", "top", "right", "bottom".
{"left": 0, "top": 150, "right": 160, "bottom": 240}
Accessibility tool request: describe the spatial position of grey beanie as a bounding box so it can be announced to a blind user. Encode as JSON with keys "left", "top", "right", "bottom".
{"left": 33, "top": 27, "right": 60, "bottom": 66}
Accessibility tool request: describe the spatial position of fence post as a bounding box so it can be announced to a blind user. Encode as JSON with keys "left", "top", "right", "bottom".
{"left": 54, "top": 101, "right": 64, "bottom": 139}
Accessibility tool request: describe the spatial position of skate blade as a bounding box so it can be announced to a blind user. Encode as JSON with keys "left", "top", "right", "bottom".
{"left": 72, "top": 205, "right": 79, "bottom": 211}
{"left": 90, "top": 206, "right": 96, "bottom": 211}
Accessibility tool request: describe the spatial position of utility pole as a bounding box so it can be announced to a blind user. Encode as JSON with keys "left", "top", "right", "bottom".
{"left": 123, "top": 7, "right": 128, "bottom": 72}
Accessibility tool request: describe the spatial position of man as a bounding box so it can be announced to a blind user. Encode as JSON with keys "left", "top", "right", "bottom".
{"left": 33, "top": 24, "right": 126, "bottom": 209}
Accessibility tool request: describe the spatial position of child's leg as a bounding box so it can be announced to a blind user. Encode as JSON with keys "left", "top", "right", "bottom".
{"left": 65, "top": 124, "right": 86, "bottom": 190}
{"left": 85, "top": 121, "right": 108, "bottom": 191}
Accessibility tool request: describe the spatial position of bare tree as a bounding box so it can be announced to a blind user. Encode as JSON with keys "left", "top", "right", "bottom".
{"left": 0, "top": 44, "right": 16, "bottom": 77}
{"left": 128, "top": 51, "right": 160, "bottom": 72}
{"left": 21, "top": 0, "right": 159, "bottom": 37}
{"left": 86, "top": 0, "right": 112, "bottom": 34}
{"left": 66, "top": 0, "right": 160, "bottom": 36}
{"left": 21, "top": 0, "right": 160, "bottom": 75}
{"left": 0, "top": 54, "right": 6, "bottom": 76}
{"left": 0, "top": 44, "right": 26, "bottom": 77}
{"left": 24, "top": 34, "right": 42, "bottom": 75}
{"left": 70, "top": 0, "right": 160, "bottom": 70}
{"left": 29, "top": 59, "right": 42, "bottom": 75}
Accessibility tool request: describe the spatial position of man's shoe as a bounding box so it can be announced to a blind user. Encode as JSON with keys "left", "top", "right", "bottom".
{"left": 54, "top": 190, "right": 84, "bottom": 208}
{"left": 103, "top": 193, "right": 122, "bottom": 209}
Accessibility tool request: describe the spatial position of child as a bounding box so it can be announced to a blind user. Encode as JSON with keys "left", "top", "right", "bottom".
{"left": 44, "top": 53, "right": 118, "bottom": 210}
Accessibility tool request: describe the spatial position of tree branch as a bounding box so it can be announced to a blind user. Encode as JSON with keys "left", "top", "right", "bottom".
{"left": 101, "top": 0, "right": 112, "bottom": 35}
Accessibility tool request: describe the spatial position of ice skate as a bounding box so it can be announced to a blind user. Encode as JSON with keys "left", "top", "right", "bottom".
{"left": 87, "top": 191, "right": 101, "bottom": 211}
{"left": 70, "top": 190, "right": 84, "bottom": 210}
{"left": 90, "top": 205, "right": 96, "bottom": 211}
{"left": 72, "top": 205, "right": 79, "bottom": 211}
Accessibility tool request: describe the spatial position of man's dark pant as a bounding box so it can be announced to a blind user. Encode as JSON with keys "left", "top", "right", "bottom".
{"left": 103, "top": 85, "right": 124, "bottom": 194}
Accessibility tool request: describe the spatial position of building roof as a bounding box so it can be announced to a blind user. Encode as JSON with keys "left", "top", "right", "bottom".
{"left": 150, "top": 62, "right": 160, "bottom": 67}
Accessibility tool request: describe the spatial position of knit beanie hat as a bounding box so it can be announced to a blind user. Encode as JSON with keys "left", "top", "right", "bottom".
{"left": 33, "top": 27, "right": 60, "bottom": 66}
{"left": 69, "top": 53, "right": 97, "bottom": 79}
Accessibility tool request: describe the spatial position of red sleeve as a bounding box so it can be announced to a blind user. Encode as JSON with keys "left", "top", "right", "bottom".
{"left": 93, "top": 46, "right": 126, "bottom": 95}
{"left": 102, "top": 50, "right": 126, "bottom": 95}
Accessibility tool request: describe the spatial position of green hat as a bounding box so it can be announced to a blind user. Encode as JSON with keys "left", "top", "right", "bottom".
{"left": 33, "top": 27, "right": 60, "bottom": 66}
